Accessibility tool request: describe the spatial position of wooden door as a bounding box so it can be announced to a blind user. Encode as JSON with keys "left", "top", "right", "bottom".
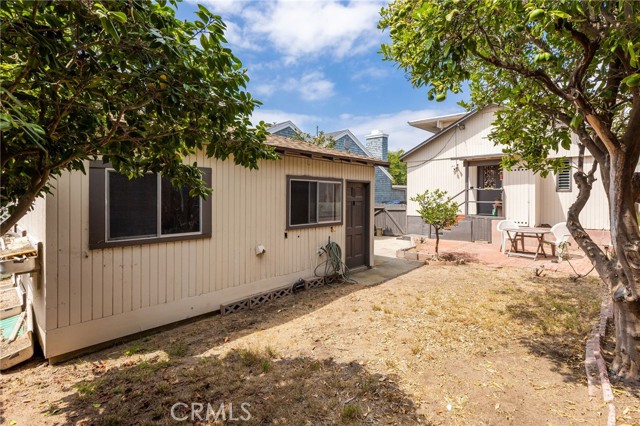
{"left": 345, "top": 182, "right": 368, "bottom": 269}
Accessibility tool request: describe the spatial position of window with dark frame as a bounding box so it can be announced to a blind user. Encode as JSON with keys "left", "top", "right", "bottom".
{"left": 556, "top": 158, "right": 572, "bottom": 192}
{"left": 288, "top": 177, "right": 342, "bottom": 228}
{"left": 89, "top": 162, "right": 211, "bottom": 249}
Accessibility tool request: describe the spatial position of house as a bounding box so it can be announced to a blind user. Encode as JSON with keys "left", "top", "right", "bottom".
{"left": 401, "top": 105, "right": 610, "bottom": 241}
{"left": 268, "top": 123, "right": 406, "bottom": 204}
{"left": 15, "top": 135, "right": 386, "bottom": 362}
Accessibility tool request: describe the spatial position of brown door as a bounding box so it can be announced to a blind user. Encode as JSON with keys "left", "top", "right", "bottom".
{"left": 345, "top": 182, "right": 368, "bottom": 269}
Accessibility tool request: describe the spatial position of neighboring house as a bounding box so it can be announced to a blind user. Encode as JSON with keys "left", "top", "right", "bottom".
{"left": 401, "top": 105, "right": 610, "bottom": 241}
{"left": 16, "top": 135, "right": 386, "bottom": 362}
{"left": 268, "top": 123, "right": 406, "bottom": 204}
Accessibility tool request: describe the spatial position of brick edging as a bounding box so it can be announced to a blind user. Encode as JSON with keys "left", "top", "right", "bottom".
{"left": 585, "top": 297, "right": 616, "bottom": 426}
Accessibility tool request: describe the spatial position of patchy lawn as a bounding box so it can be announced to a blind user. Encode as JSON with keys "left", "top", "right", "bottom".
{"left": 1, "top": 264, "right": 639, "bottom": 425}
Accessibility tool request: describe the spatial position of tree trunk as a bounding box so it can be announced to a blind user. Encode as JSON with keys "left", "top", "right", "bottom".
{"left": 434, "top": 227, "right": 440, "bottom": 256}
{"left": 567, "top": 146, "right": 640, "bottom": 382}
{"left": 1, "top": 170, "right": 50, "bottom": 236}
{"left": 608, "top": 151, "right": 640, "bottom": 381}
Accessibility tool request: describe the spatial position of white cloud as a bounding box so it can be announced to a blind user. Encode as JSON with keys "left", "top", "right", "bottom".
{"left": 203, "top": 0, "right": 385, "bottom": 61}
{"left": 252, "top": 109, "right": 321, "bottom": 129}
{"left": 253, "top": 83, "right": 278, "bottom": 97}
{"left": 296, "top": 72, "right": 335, "bottom": 101}
{"left": 187, "top": 0, "right": 246, "bottom": 15}
{"left": 351, "top": 66, "right": 390, "bottom": 81}
{"left": 256, "top": 71, "right": 335, "bottom": 101}
{"left": 341, "top": 108, "right": 458, "bottom": 152}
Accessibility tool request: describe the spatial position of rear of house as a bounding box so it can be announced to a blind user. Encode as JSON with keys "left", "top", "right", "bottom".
{"left": 16, "top": 135, "right": 383, "bottom": 362}
{"left": 402, "top": 106, "right": 610, "bottom": 241}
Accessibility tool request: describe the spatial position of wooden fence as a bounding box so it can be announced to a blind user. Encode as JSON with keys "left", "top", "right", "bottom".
{"left": 374, "top": 204, "right": 407, "bottom": 236}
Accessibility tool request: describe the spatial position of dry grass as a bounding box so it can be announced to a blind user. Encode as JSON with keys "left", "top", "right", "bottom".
{"left": 2, "top": 264, "right": 639, "bottom": 425}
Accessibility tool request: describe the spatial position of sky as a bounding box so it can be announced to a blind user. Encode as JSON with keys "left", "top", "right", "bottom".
{"left": 175, "top": 0, "right": 469, "bottom": 152}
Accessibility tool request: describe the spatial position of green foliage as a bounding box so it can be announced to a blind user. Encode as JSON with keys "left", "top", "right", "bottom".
{"left": 387, "top": 149, "right": 407, "bottom": 185}
{"left": 379, "top": 0, "right": 639, "bottom": 174}
{"left": 411, "top": 189, "right": 458, "bottom": 254}
{"left": 290, "top": 129, "right": 337, "bottom": 148}
{"left": 0, "top": 0, "right": 277, "bottom": 232}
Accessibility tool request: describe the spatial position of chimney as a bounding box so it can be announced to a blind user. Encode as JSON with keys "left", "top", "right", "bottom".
{"left": 365, "top": 129, "right": 388, "bottom": 161}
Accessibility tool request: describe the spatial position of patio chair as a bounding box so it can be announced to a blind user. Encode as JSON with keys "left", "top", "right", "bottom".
{"left": 496, "top": 220, "right": 524, "bottom": 254}
{"left": 545, "top": 222, "right": 571, "bottom": 260}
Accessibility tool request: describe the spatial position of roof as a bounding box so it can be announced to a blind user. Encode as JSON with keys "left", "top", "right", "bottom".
{"left": 266, "top": 134, "right": 389, "bottom": 167}
{"left": 400, "top": 109, "right": 480, "bottom": 161}
{"left": 326, "top": 129, "right": 374, "bottom": 157}
{"left": 408, "top": 111, "right": 469, "bottom": 133}
{"left": 267, "top": 121, "right": 302, "bottom": 135}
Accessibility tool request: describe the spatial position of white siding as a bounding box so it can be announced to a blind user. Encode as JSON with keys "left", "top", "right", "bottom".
{"left": 405, "top": 107, "right": 501, "bottom": 216}
{"left": 16, "top": 197, "right": 48, "bottom": 351}
{"left": 404, "top": 107, "right": 610, "bottom": 229}
{"left": 29, "top": 155, "right": 375, "bottom": 358}
{"left": 503, "top": 168, "right": 536, "bottom": 226}
{"left": 537, "top": 157, "right": 609, "bottom": 229}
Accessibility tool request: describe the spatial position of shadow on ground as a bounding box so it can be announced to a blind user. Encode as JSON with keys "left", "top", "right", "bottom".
{"left": 502, "top": 274, "right": 604, "bottom": 383}
{"left": 56, "top": 348, "right": 426, "bottom": 426}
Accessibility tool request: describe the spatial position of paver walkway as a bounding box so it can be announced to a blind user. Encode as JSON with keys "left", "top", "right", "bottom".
{"left": 375, "top": 231, "right": 611, "bottom": 277}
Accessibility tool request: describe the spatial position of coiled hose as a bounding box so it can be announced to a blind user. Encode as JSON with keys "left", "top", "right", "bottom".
{"left": 314, "top": 241, "right": 357, "bottom": 284}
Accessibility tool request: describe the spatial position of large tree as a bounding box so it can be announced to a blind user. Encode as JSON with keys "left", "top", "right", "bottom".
{"left": 380, "top": 1, "right": 640, "bottom": 380}
{"left": 0, "top": 0, "right": 276, "bottom": 235}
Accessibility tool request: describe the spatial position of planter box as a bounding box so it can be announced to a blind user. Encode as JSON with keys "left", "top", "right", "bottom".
{"left": 0, "top": 285, "right": 23, "bottom": 320}
{"left": 0, "top": 308, "right": 34, "bottom": 370}
{"left": 0, "top": 256, "right": 38, "bottom": 275}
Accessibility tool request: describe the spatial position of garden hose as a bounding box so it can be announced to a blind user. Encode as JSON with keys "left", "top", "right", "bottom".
{"left": 314, "top": 241, "right": 357, "bottom": 284}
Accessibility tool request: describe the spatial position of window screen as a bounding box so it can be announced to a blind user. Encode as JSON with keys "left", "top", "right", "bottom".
{"left": 108, "top": 173, "right": 158, "bottom": 240}
{"left": 288, "top": 178, "right": 342, "bottom": 228}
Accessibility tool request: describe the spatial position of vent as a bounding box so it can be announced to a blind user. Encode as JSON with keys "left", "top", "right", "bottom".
{"left": 556, "top": 159, "right": 572, "bottom": 192}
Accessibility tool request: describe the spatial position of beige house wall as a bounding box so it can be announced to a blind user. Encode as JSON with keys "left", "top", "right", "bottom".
{"left": 19, "top": 154, "right": 375, "bottom": 359}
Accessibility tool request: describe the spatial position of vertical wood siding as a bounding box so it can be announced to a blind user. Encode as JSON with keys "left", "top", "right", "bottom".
{"left": 35, "top": 155, "right": 374, "bottom": 358}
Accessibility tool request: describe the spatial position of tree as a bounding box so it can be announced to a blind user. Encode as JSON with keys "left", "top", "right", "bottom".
{"left": 411, "top": 189, "right": 458, "bottom": 256}
{"left": 290, "top": 129, "right": 337, "bottom": 149}
{"left": 380, "top": 0, "right": 640, "bottom": 380}
{"left": 388, "top": 149, "right": 407, "bottom": 185}
{"left": 0, "top": 0, "right": 277, "bottom": 235}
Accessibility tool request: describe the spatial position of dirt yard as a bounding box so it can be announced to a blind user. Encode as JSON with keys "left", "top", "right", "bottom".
{"left": 1, "top": 263, "right": 639, "bottom": 425}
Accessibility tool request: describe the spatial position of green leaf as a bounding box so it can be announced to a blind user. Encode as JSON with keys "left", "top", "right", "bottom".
{"left": 200, "top": 33, "right": 209, "bottom": 49}
{"left": 549, "top": 10, "right": 571, "bottom": 19}
{"left": 528, "top": 9, "right": 545, "bottom": 21}
{"left": 110, "top": 11, "right": 127, "bottom": 23}
{"left": 445, "top": 9, "right": 459, "bottom": 22}
{"left": 99, "top": 17, "right": 120, "bottom": 43}
{"left": 621, "top": 73, "right": 640, "bottom": 87}
{"left": 569, "top": 113, "right": 584, "bottom": 130}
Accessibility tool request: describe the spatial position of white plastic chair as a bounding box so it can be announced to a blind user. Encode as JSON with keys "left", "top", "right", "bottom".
{"left": 546, "top": 222, "right": 571, "bottom": 259}
{"left": 496, "top": 220, "right": 523, "bottom": 254}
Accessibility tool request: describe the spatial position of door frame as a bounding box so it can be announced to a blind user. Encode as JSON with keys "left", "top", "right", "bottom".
{"left": 345, "top": 180, "right": 371, "bottom": 269}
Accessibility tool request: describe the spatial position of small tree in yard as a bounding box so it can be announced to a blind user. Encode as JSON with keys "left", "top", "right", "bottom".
{"left": 411, "top": 189, "right": 458, "bottom": 257}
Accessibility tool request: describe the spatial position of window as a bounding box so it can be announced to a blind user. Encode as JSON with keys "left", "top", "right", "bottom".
{"left": 89, "top": 162, "right": 211, "bottom": 248}
{"left": 288, "top": 177, "right": 342, "bottom": 228}
{"left": 556, "top": 159, "right": 572, "bottom": 192}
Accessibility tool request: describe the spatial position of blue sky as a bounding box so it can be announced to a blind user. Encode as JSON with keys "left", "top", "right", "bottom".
{"left": 176, "top": 0, "right": 468, "bottom": 152}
